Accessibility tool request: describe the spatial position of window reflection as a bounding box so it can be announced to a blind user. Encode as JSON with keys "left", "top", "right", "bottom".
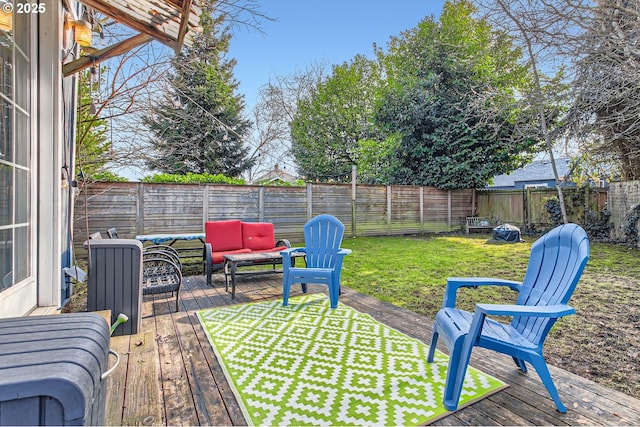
{"left": 0, "top": 8, "right": 30, "bottom": 292}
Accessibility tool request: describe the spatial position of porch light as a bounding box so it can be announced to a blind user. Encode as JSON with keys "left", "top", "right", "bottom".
{"left": 73, "top": 19, "right": 92, "bottom": 47}
{"left": 0, "top": 5, "right": 12, "bottom": 32}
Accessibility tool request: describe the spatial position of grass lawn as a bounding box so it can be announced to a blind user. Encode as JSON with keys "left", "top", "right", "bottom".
{"left": 338, "top": 233, "right": 640, "bottom": 399}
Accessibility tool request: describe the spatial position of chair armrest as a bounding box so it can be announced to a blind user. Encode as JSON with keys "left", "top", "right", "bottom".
{"left": 204, "top": 243, "right": 213, "bottom": 263}
{"left": 443, "top": 277, "right": 522, "bottom": 308}
{"left": 281, "top": 247, "right": 305, "bottom": 270}
{"left": 281, "top": 247, "right": 306, "bottom": 256}
{"left": 143, "top": 257, "right": 182, "bottom": 280}
{"left": 144, "top": 249, "right": 181, "bottom": 268}
{"left": 476, "top": 303, "right": 575, "bottom": 318}
{"left": 276, "top": 239, "right": 291, "bottom": 248}
{"left": 338, "top": 248, "right": 352, "bottom": 256}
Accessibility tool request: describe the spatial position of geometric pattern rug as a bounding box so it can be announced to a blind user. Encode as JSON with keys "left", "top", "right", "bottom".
{"left": 197, "top": 293, "right": 507, "bottom": 426}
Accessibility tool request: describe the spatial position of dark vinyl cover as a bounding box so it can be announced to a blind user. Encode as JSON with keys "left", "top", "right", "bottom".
{"left": 0, "top": 313, "right": 110, "bottom": 425}
{"left": 492, "top": 223, "right": 524, "bottom": 243}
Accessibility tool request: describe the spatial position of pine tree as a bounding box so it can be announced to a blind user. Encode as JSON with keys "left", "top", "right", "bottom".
{"left": 145, "top": 1, "right": 253, "bottom": 176}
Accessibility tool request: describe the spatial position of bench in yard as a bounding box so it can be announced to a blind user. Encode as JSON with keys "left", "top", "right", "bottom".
{"left": 465, "top": 216, "right": 495, "bottom": 234}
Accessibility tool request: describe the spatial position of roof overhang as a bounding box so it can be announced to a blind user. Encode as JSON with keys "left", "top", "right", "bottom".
{"left": 63, "top": 0, "right": 201, "bottom": 76}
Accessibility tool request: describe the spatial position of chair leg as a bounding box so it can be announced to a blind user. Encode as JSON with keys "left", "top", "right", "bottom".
{"left": 282, "top": 280, "right": 291, "bottom": 306}
{"left": 427, "top": 328, "right": 439, "bottom": 363}
{"left": 443, "top": 312, "right": 485, "bottom": 411}
{"left": 529, "top": 356, "right": 567, "bottom": 413}
{"left": 328, "top": 283, "right": 339, "bottom": 309}
{"left": 442, "top": 334, "right": 468, "bottom": 411}
{"left": 512, "top": 356, "right": 527, "bottom": 372}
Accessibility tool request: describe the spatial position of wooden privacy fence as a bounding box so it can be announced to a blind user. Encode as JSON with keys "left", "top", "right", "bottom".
{"left": 476, "top": 187, "right": 608, "bottom": 229}
{"left": 73, "top": 182, "right": 476, "bottom": 249}
{"left": 73, "top": 182, "right": 611, "bottom": 262}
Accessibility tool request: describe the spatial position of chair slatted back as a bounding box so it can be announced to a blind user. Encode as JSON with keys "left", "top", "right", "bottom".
{"left": 513, "top": 223, "right": 590, "bottom": 345}
{"left": 303, "top": 214, "right": 345, "bottom": 269}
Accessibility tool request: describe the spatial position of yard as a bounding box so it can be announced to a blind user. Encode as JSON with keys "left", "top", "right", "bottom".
{"left": 69, "top": 229, "right": 639, "bottom": 403}
{"left": 338, "top": 233, "right": 640, "bottom": 400}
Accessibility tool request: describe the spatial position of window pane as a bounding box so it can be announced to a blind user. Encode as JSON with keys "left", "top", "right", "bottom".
{"left": 0, "top": 39, "right": 12, "bottom": 100}
{"left": 15, "top": 110, "right": 28, "bottom": 166}
{"left": 14, "top": 52, "right": 28, "bottom": 110}
{"left": 0, "top": 228, "right": 11, "bottom": 290}
{"left": 14, "top": 2, "right": 28, "bottom": 54}
{"left": 14, "top": 224, "right": 28, "bottom": 283}
{"left": 0, "top": 163, "right": 11, "bottom": 226}
{"left": 15, "top": 167, "right": 27, "bottom": 223}
{"left": 0, "top": 100, "right": 11, "bottom": 163}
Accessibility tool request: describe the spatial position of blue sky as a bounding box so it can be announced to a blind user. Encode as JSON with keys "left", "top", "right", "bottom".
{"left": 228, "top": 0, "right": 446, "bottom": 112}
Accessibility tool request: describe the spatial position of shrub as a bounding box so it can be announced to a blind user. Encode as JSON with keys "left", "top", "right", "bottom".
{"left": 142, "top": 172, "right": 245, "bottom": 185}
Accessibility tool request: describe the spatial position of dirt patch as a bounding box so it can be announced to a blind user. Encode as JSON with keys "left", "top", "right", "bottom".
{"left": 543, "top": 272, "right": 640, "bottom": 399}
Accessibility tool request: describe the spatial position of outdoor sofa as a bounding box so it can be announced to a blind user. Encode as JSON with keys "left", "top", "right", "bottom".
{"left": 203, "top": 220, "right": 290, "bottom": 286}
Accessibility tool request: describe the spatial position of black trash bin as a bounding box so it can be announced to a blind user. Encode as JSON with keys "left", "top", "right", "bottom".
{"left": 0, "top": 313, "right": 113, "bottom": 425}
{"left": 492, "top": 223, "right": 523, "bottom": 243}
{"left": 84, "top": 239, "right": 143, "bottom": 336}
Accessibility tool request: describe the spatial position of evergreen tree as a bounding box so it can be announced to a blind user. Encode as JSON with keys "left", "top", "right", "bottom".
{"left": 145, "top": 1, "right": 253, "bottom": 176}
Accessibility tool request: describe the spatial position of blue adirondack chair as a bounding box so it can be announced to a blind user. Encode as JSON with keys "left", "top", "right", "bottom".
{"left": 281, "top": 214, "right": 352, "bottom": 309}
{"left": 427, "top": 223, "right": 590, "bottom": 413}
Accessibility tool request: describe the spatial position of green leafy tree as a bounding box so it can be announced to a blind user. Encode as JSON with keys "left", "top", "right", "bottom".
{"left": 356, "top": 134, "right": 402, "bottom": 185}
{"left": 376, "top": 0, "right": 541, "bottom": 189}
{"left": 290, "top": 55, "right": 383, "bottom": 181}
{"left": 145, "top": 1, "right": 253, "bottom": 176}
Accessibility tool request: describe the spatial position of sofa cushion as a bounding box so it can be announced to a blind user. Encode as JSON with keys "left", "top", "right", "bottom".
{"left": 205, "top": 220, "right": 244, "bottom": 252}
{"left": 242, "top": 222, "right": 276, "bottom": 251}
{"left": 212, "top": 248, "right": 251, "bottom": 265}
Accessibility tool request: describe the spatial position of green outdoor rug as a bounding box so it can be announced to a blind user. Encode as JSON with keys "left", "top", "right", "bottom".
{"left": 197, "top": 294, "right": 507, "bottom": 426}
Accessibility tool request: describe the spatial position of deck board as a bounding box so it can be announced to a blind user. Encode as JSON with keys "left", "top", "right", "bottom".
{"left": 105, "top": 274, "right": 640, "bottom": 426}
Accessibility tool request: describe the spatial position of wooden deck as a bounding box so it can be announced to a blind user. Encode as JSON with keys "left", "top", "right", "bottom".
{"left": 106, "top": 274, "right": 640, "bottom": 426}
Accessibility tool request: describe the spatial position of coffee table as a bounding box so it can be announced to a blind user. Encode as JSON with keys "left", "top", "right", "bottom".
{"left": 223, "top": 251, "right": 305, "bottom": 298}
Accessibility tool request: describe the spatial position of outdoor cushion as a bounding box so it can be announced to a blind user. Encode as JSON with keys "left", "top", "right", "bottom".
{"left": 212, "top": 248, "right": 252, "bottom": 265}
{"left": 242, "top": 222, "right": 277, "bottom": 251}
{"left": 205, "top": 220, "right": 243, "bottom": 252}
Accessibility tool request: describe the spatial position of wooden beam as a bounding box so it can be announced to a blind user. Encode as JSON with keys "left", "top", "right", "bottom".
{"left": 79, "top": 0, "right": 180, "bottom": 48}
{"left": 63, "top": 33, "right": 154, "bottom": 77}
{"left": 176, "top": 0, "right": 193, "bottom": 52}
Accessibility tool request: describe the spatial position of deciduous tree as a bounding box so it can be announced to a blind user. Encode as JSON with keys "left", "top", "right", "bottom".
{"left": 568, "top": 0, "right": 640, "bottom": 181}
{"left": 290, "top": 55, "right": 383, "bottom": 181}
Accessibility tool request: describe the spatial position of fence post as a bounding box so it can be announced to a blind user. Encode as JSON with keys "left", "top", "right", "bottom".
{"left": 136, "top": 182, "right": 144, "bottom": 235}
{"left": 447, "top": 190, "right": 452, "bottom": 230}
{"left": 351, "top": 165, "right": 357, "bottom": 237}
{"left": 420, "top": 187, "right": 424, "bottom": 234}
{"left": 472, "top": 188, "right": 476, "bottom": 216}
{"left": 202, "top": 185, "right": 209, "bottom": 225}
{"left": 584, "top": 185, "right": 590, "bottom": 224}
{"left": 387, "top": 185, "right": 392, "bottom": 235}
{"left": 259, "top": 186, "right": 265, "bottom": 222}
{"left": 524, "top": 188, "right": 530, "bottom": 228}
{"left": 306, "top": 183, "right": 313, "bottom": 220}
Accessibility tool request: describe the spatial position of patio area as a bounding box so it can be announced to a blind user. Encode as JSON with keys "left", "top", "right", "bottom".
{"left": 106, "top": 273, "right": 640, "bottom": 426}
